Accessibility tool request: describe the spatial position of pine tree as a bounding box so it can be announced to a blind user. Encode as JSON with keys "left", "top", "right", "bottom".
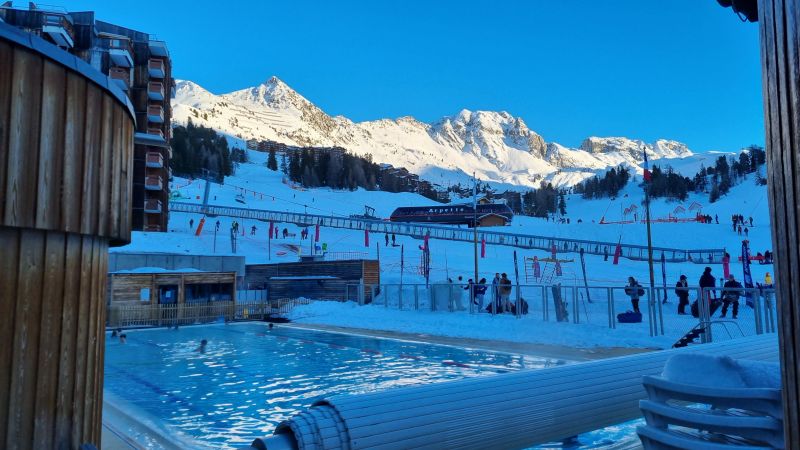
{"left": 280, "top": 154, "right": 288, "bottom": 174}
{"left": 267, "top": 148, "right": 278, "bottom": 171}
{"left": 558, "top": 192, "right": 567, "bottom": 216}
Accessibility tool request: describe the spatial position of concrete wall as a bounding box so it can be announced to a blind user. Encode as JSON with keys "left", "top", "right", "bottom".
{"left": 108, "top": 252, "right": 246, "bottom": 277}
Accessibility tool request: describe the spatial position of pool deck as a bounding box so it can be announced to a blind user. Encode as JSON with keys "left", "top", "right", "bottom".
{"left": 282, "top": 323, "right": 656, "bottom": 362}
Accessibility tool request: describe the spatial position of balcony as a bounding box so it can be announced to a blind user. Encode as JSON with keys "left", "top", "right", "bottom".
{"left": 144, "top": 175, "right": 163, "bottom": 191}
{"left": 108, "top": 67, "right": 130, "bottom": 91}
{"left": 147, "top": 128, "right": 164, "bottom": 140}
{"left": 147, "top": 81, "right": 164, "bottom": 101}
{"left": 146, "top": 152, "right": 164, "bottom": 168}
{"left": 148, "top": 58, "right": 165, "bottom": 78}
{"left": 106, "top": 37, "right": 134, "bottom": 68}
{"left": 148, "top": 39, "right": 169, "bottom": 57}
{"left": 144, "top": 199, "right": 162, "bottom": 214}
{"left": 42, "top": 14, "right": 74, "bottom": 48}
{"left": 147, "top": 105, "right": 164, "bottom": 123}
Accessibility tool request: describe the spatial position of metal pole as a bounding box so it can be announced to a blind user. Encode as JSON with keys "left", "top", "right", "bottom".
{"left": 473, "top": 172, "right": 479, "bottom": 300}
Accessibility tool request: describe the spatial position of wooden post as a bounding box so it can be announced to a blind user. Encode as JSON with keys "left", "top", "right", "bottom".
{"left": 758, "top": 1, "right": 800, "bottom": 446}
{"left": 0, "top": 29, "right": 135, "bottom": 448}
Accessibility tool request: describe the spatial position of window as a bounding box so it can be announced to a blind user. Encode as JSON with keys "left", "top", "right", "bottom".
{"left": 139, "top": 288, "right": 150, "bottom": 303}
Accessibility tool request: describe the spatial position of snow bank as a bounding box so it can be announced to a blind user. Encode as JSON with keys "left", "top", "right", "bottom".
{"left": 662, "top": 353, "right": 780, "bottom": 389}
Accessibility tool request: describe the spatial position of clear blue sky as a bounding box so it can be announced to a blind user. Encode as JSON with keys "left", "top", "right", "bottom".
{"left": 68, "top": 0, "right": 764, "bottom": 151}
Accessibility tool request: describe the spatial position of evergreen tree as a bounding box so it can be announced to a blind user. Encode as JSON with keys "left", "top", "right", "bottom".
{"left": 267, "top": 148, "right": 278, "bottom": 171}
{"left": 280, "top": 153, "right": 288, "bottom": 174}
{"left": 558, "top": 192, "right": 567, "bottom": 215}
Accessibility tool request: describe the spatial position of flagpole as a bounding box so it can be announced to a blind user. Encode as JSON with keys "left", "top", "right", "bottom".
{"left": 643, "top": 145, "right": 657, "bottom": 335}
{"left": 473, "top": 172, "right": 479, "bottom": 289}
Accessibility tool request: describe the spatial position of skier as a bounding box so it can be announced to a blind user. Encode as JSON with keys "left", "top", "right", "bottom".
{"left": 624, "top": 277, "right": 644, "bottom": 314}
{"left": 251, "top": 225, "right": 257, "bottom": 236}
{"left": 675, "top": 275, "right": 690, "bottom": 315}
{"left": 391, "top": 233, "right": 396, "bottom": 246}
{"left": 282, "top": 228, "right": 288, "bottom": 238}
{"left": 189, "top": 218, "right": 194, "bottom": 229}
{"left": 720, "top": 274, "right": 743, "bottom": 319}
{"left": 215, "top": 220, "right": 220, "bottom": 232}
{"left": 715, "top": 214, "right": 719, "bottom": 224}
{"left": 744, "top": 227, "right": 749, "bottom": 237}
{"left": 604, "top": 246, "right": 609, "bottom": 262}
{"left": 749, "top": 216, "right": 754, "bottom": 227}
{"left": 732, "top": 219, "right": 737, "bottom": 232}
{"left": 737, "top": 225, "right": 743, "bottom": 236}
{"left": 385, "top": 233, "right": 389, "bottom": 247}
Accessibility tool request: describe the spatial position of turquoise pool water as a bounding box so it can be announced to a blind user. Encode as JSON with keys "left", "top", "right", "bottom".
{"left": 103, "top": 322, "right": 639, "bottom": 448}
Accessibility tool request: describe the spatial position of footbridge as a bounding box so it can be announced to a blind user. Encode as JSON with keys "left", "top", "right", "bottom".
{"left": 169, "top": 201, "right": 725, "bottom": 263}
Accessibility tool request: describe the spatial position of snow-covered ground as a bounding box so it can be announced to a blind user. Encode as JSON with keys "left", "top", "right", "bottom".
{"left": 117, "top": 149, "right": 775, "bottom": 350}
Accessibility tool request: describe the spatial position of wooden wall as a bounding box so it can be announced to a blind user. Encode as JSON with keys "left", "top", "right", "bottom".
{"left": 0, "top": 32, "right": 134, "bottom": 449}
{"left": 758, "top": 1, "right": 800, "bottom": 447}
{"left": 108, "top": 272, "right": 237, "bottom": 305}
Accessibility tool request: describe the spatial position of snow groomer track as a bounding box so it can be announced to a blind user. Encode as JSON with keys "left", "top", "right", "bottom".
{"left": 171, "top": 201, "right": 724, "bottom": 263}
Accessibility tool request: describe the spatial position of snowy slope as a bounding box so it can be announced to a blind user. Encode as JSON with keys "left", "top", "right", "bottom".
{"left": 116, "top": 149, "right": 774, "bottom": 349}
{"left": 172, "top": 77, "right": 716, "bottom": 190}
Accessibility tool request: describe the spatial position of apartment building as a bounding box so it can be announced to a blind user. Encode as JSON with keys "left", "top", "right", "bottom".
{"left": 0, "top": 2, "right": 174, "bottom": 231}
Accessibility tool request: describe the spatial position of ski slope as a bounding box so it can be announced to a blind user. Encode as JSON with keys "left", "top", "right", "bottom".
{"left": 116, "top": 149, "right": 774, "bottom": 349}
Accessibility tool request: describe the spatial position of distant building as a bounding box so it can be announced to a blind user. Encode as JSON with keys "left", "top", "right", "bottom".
{"left": 500, "top": 190, "right": 523, "bottom": 214}
{"left": 1, "top": 2, "right": 174, "bottom": 231}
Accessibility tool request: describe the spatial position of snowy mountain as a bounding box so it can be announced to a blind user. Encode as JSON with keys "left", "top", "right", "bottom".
{"left": 172, "top": 76, "right": 701, "bottom": 189}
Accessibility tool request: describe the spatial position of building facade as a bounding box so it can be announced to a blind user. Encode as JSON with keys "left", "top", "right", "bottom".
{"left": 1, "top": 2, "right": 174, "bottom": 231}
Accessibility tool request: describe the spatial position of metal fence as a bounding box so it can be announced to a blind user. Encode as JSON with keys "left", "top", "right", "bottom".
{"left": 339, "top": 282, "right": 777, "bottom": 342}
{"left": 170, "top": 201, "right": 725, "bottom": 263}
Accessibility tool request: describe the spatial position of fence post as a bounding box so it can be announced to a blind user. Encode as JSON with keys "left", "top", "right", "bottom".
{"left": 610, "top": 288, "right": 616, "bottom": 329}
{"left": 515, "top": 285, "right": 521, "bottom": 319}
{"left": 398, "top": 284, "right": 403, "bottom": 311}
{"left": 656, "top": 287, "right": 665, "bottom": 336}
{"left": 430, "top": 285, "right": 436, "bottom": 312}
{"left": 572, "top": 285, "right": 579, "bottom": 324}
{"left": 542, "top": 286, "right": 548, "bottom": 321}
{"left": 753, "top": 288, "right": 764, "bottom": 335}
{"left": 414, "top": 284, "right": 419, "bottom": 311}
{"left": 607, "top": 287, "right": 613, "bottom": 329}
{"left": 646, "top": 287, "right": 653, "bottom": 337}
{"left": 370, "top": 284, "right": 376, "bottom": 307}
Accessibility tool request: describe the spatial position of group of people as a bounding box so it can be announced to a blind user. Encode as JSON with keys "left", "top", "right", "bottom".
{"left": 625, "top": 266, "right": 774, "bottom": 321}
{"left": 732, "top": 214, "right": 754, "bottom": 237}
{"left": 454, "top": 273, "right": 515, "bottom": 313}
{"left": 697, "top": 214, "right": 716, "bottom": 224}
{"left": 384, "top": 233, "right": 397, "bottom": 246}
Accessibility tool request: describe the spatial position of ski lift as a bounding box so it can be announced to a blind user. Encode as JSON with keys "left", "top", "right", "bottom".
{"left": 235, "top": 193, "right": 246, "bottom": 204}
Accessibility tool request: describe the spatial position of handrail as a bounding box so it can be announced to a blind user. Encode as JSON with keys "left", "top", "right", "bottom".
{"left": 170, "top": 201, "right": 726, "bottom": 263}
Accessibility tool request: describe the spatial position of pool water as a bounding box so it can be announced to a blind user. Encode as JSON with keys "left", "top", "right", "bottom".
{"left": 104, "top": 322, "right": 642, "bottom": 449}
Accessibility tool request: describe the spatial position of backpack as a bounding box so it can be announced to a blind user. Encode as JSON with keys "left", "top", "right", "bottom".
{"left": 617, "top": 311, "right": 642, "bottom": 323}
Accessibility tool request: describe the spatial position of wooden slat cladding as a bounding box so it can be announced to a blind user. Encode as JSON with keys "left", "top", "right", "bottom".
{"left": 0, "top": 229, "right": 108, "bottom": 449}
{"left": 0, "top": 34, "right": 135, "bottom": 448}
{"left": 758, "top": 1, "right": 800, "bottom": 447}
{"left": 0, "top": 38, "right": 134, "bottom": 243}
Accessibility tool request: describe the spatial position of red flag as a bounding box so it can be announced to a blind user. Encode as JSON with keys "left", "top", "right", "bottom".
{"left": 480, "top": 238, "right": 486, "bottom": 258}
{"left": 533, "top": 256, "right": 541, "bottom": 278}
{"left": 364, "top": 229, "right": 370, "bottom": 247}
{"left": 315, "top": 224, "right": 320, "bottom": 242}
{"left": 268, "top": 222, "right": 274, "bottom": 240}
{"left": 195, "top": 217, "right": 205, "bottom": 236}
{"left": 423, "top": 233, "right": 429, "bottom": 250}
{"left": 613, "top": 242, "right": 622, "bottom": 265}
{"left": 555, "top": 261, "right": 563, "bottom": 276}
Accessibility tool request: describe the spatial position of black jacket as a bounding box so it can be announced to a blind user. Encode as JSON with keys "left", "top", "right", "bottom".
{"left": 699, "top": 272, "right": 716, "bottom": 289}
{"left": 675, "top": 280, "right": 689, "bottom": 298}
{"left": 723, "top": 280, "right": 743, "bottom": 300}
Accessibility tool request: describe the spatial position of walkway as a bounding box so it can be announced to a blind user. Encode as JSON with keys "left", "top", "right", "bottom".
{"left": 170, "top": 201, "right": 725, "bottom": 263}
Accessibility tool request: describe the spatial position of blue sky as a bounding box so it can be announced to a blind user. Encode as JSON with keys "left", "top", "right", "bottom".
{"left": 69, "top": 0, "right": 763, "bottom": 151}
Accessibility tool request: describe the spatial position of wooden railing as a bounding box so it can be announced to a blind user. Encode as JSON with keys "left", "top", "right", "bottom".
{"left": 107, "top": 298, "right": 312, "bottom": 328}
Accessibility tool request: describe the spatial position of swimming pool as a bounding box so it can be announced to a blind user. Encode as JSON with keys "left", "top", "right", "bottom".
{"left": 104, "top": 322, "right": 571, "bottom": 448}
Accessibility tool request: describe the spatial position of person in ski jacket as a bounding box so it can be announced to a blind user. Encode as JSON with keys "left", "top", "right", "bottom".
{"left": 624, "top": 277, "right": 644, "bottom": 313}
{"left": 474, "top": 278, "right": 488, "bottom": 311}
{"left": 385, "top": 233, "right": 389, "bottom": 247}
{"left": 765, "top": 272, "right": 773, "bottom": 286}
{"left": 675, "top": 275, "right": 690, "bottom": 314}
{"left": 499, "top": 273, "right": 513, "bottom": 312}
{"left": 699, "top": 266, "right": 716, "bottom": 300}
{"left": 491, "top": 273, "right": 501, "bottom": 312}
{"left": 720, "top": 274, "right": 743, "bottom": 319}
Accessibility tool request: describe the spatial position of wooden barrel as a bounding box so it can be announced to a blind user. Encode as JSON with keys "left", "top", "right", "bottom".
{"left": 0, "top": 24, "right": 135, "bottom": 449}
